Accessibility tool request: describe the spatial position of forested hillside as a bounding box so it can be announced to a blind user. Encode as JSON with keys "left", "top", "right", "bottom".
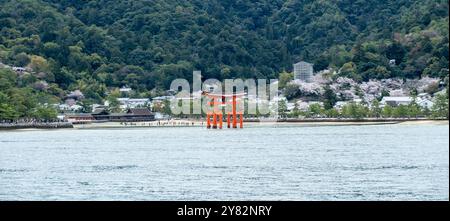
{"left": 0, "top": 0, "right": 449, "bottom": 119}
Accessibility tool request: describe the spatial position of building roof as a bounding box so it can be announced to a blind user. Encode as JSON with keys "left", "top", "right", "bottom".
{"left": 294, "top": 61, "right": 313, "bottom": 66}
{"left": 65, "top": 113, "right": 94, "bottom": 118}
{"left": 12, "top": 67, "right": 26, "bottom": 71}
{"left": 119, "top": 86, "right": 132, "bottom": 92}
{"left": 91, "top": 108, "right": 153, "bottom": 117}
{"left": 382, "top": 97, "right": 412, "bottom": 102}
{"left": 128, "top": 98, "right": 150, "bottom": 102}
{"left": 335, "top": 101, "right": 349, "bottom": 106}
{"left": 117, "top": 98, "right": 130, "bottom": 102}
{"left": 92, "top": 108, "right": 109, "bottom": 115}
{"left": 153, "top": 96, "right": 174, "bottom": 101}
{"left": 118, "top": 98, "right": 150, "bottom": 103}
{"left": 127, "top": 108, "right": 153, "bottom": 116}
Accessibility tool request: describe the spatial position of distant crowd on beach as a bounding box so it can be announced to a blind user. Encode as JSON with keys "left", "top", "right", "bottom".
{"left": 120, "top": 120, "right": 201, "bottom": 127}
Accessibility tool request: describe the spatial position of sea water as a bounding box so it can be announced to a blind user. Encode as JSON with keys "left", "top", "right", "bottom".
{"left": 0, "top": 124, "right": 448, "bottom": 200}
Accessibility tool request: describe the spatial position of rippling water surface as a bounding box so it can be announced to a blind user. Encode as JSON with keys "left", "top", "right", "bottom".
{"left": 0, "top": 124, "right": 448, "bottom": 200}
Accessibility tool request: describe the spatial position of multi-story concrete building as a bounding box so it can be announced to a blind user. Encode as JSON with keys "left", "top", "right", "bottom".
{"left": 294, "top": 61, "right": 314, "bottom": 82}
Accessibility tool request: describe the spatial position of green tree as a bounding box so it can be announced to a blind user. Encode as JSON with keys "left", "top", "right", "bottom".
{"left": 308, "top": 103, "right": 323, "bottom": 118}
{"left": 407, "top": 98, "right": 422, "bottom": 118}
{"left": 290, "top": 102, "right": 301, "bottom": 118}
{"left": 14, "top": 52, "right": 30, "bottom": 67}
{"left": 106, "top": 89, "right": 121, "bottom": 113}
{"left": 278, "top": 71, "right": 294, "bottom": 89}
{"left": 341, "top": 103, "right": 368, "bottom": 119}
{"left": 325, "top": 108, "right": 340, "bottom": 118}
{"left": 278, "top": 100, "right": 288, "bottom": 119}
{"left": 284, "top": 84, "right": 300, "bottom": 100}
{"left": 162, "top": 100, "right": 172, "bottom": 116}
{"left": 339, "top": 62, "right": 358, "bottom": 79}
{"left": 28, "top": 55, "right": 50, "bottom": 73}
{"left": 0, "top": 103, "right": 19, "bottom": 120}
{"left": 0, "top": 68, "right": 16, "bottom": 90}
{"left": 370, "top": 99, "right": 382, "bottom": 118}
{"left": 32, "top": 106, "right": 57, "bottom": 121}
{"left": 382, "top": 105, "right": 394, "bottom": 118}
{"left": 431, "top": 93, "right": 449, "bottom": 119}
{"left": 322, "top": 85, "right": 337, "bottom": 110}
{"left": 392, "top": 105, "right": 409, "bottom": 118}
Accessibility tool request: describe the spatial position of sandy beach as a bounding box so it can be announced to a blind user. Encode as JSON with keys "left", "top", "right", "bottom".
{"left": 70, "top": 119, "right": 449, "bottom": 129}
{"left": 2, "top": 119, "right": 446, "bottom": 131}
{"left": 398, "top": 120, "right": 449, "bottom": 125}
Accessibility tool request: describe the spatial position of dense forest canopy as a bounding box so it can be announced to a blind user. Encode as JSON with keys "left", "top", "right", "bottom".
{"left": 0, "top": 0, "right": 449, "bottom": 120}
{"left": 2, "top": 0, "right": 449, "bottom": 83}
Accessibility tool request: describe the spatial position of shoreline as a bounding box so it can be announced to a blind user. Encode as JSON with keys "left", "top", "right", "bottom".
{"left": 71, "top": 119, "right": 449, "bottom": 129}
{"left": 0, "top": 122, "right": 74, "bottom": 131}
{"left": 1, "top": 119, "right": 447, "bottom": 131}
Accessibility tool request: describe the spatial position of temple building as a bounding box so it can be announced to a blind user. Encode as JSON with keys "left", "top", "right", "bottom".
{"left": 65, "top": 108, "right": 155, "bottom": 123}
{"left": 92, "top": 108, "right": 155, "bottom": 122}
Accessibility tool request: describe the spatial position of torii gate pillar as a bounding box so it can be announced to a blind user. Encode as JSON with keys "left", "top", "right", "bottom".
{"left": 203, "top": 92, "right": 244, "bottom": 129}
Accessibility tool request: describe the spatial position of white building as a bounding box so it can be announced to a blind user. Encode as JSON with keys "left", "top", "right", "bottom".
{"left": 294, "top": 61, "right": 314, "bottom": 83}
{"left": 334, "top": 101, "right": 349, "bottom": 110}
{"left": 417, "top": 98, "right": 434, "bottom": 109}
{"left": 119, "top": 86, "right": 132, "bottom": 93}
{"left": 416, "top": 93, "right": 434, "bottom": 109}
{"left": 286, "top": 102, "right": 296, "bottom": 112}
{"left": 296, "top": 101, "right": 309, "bottom": 111}
{"left": 67, "top": 90, "right": 84, "bottom": 100}
{"left": 152, "top": 96, "right": 175, "bottom": 102}
{"left": 117, "top": 98, "right": 150, "bottom": 109}
{"left": 380, "top": 95, "right": 435, "bottom": 109}
{"left": 389, "top": 59, "right": 396, "bottom": 66}
{"left": 389, "top": 89, "right": 406, "bottom": 97}
{"left": 353, "top": 98, "right": 363, "bottom": 104}
{"left": 92, "top": 104, "right": 107, "bottom": 112}
{"left": 12, "top": 67, "right": 26, "bottom": 73}
{"left": 58, "top": 103, "right": 83, "bottom": 112}
{"left": 381, "top": 97, "right": 413, "bottom": 107}
{"left": 295, "top": 101, "right": 323, "bottom": 111}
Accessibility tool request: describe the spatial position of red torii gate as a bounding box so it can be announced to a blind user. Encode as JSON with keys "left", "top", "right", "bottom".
{"left": 202, "top": 91, "right": 245, "bottom": 129}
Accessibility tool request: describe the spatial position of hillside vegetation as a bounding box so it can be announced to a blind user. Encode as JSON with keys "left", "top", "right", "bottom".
{"left": 0, "top": 0, "right": 448, "bottom": 119}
